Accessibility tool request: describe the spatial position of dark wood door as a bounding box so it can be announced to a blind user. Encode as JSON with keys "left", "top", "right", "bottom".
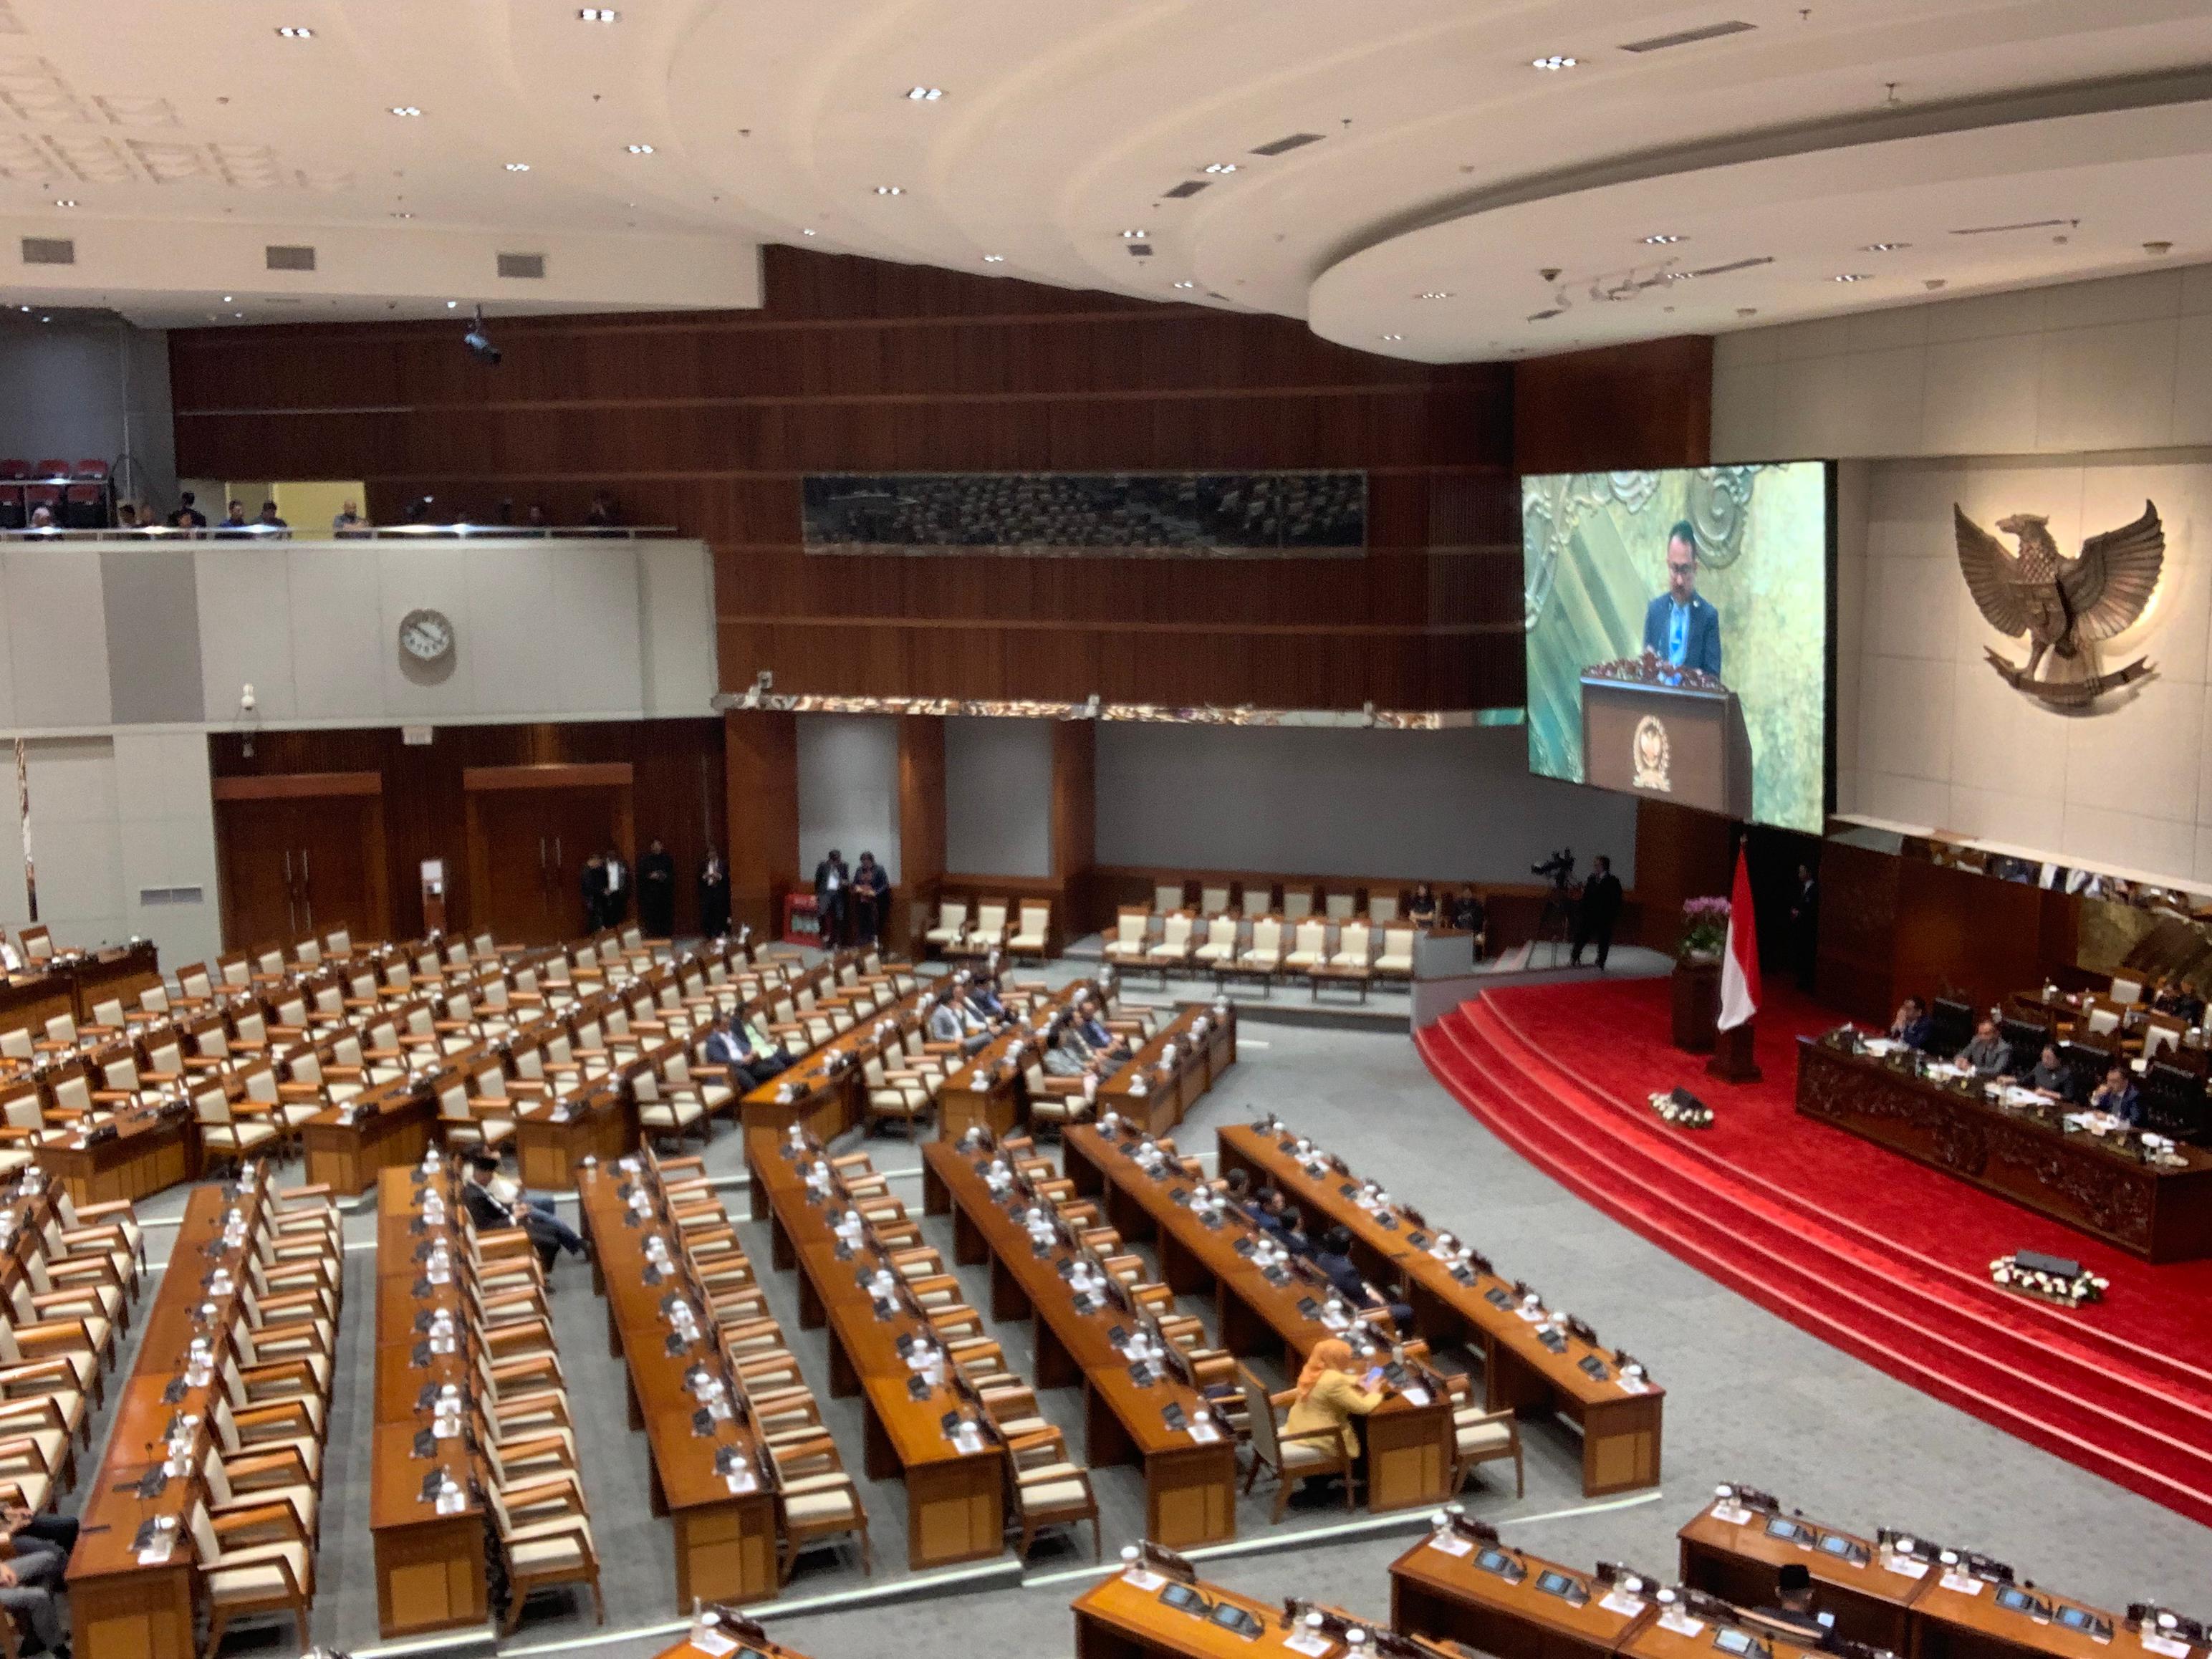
{"left": 289, "top": 796, "right": 386, "bottom": 946}
{"left": 542, "top": 789, "right": 623, "bottom": 941}
{"left": 471, "top": 792, "right": 562, "bottom": 946}
{"left": 216, "top": 797, "right": 305, "bottom": 952}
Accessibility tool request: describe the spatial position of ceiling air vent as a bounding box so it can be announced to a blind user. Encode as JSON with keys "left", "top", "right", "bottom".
{"left": 1162, "top": 181, "right": 1208, "bottom": 199}
{"left": 1620, "top": 19, "right": 1754, "bottom": 51}
{"left": 1688, "top": 254, "right": 1774, "bottom": 276}
{"left": 1126, "top": 243, "right": 1154, "bottom": 256}
{"left": 265, "top": 244, "right": 315, "bottom": 271}
{"left": 1526, "top": 307, "right": 1564, "bottom": 322}
{"left": 20, "top": 236, "right": 72, "bottom": 265}
{"left": 1949, "top": 218, "right": 2072, "bottom": 236}
{"left": 1249, "top": 132, "right": 1323, "bottom": 156}
{"left": 497, "top": 251, "right": 547, "bottom": 279}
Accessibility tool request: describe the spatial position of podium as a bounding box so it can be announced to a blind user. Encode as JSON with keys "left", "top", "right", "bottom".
{"left": 1580, "top": 668, "right": 1754, "bottom": 819}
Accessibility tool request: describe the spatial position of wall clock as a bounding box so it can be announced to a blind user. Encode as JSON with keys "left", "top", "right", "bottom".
{"left": 398, "top": 607, "right": 456, "bottom": 663}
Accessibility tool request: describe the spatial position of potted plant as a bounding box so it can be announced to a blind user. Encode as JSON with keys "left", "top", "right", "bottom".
{"left": 1678, "top": 896, "right": 1730, "bottom": 964}
{"left": 1671, "top": 896, "right": 1728, "bottom": 1052}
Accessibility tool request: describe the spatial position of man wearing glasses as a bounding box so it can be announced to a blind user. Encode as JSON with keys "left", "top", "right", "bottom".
{"left": 1640, "top": 519, "right": 1723, "bottom": 679}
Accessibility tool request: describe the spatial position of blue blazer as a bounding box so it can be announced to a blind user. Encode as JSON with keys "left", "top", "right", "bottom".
{"left": 1641, "top": 592, "right": 1722, "bottom": 678}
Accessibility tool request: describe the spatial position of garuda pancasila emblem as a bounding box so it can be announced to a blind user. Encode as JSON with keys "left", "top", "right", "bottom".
{"left": 1953, "top": 500, "right": 2165, "bottom": 708}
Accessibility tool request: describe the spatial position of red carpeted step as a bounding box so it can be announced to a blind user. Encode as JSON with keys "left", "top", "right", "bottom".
{"left": 1416, "top": 1006, "right": 2212, "bottom": 1529}
{"left": 1440, "top": 1001, "right": 2212, "bottom": 1502}
{"left": 1476, "top": 990, "right": 2212, "bottom": 1403}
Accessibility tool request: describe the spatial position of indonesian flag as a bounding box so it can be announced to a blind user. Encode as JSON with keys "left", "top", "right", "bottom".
{"left": 1718, "top": 847, "right": 1761, "bottom": 1032}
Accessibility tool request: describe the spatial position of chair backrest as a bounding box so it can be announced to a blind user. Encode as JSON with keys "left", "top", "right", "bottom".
{"left": 1284, "top": 890, "right": 1315, "bottom": 920}
{"left": 1239, "top": 885, "right": 1272, "bottom": 918}
{"left": 324, "top": 926, "right": 351, "bottom": 955}
{"left": 0, "top": 1026, "right": 29, "bottom": 1060}
{"left": 1252, "top": 917, "right": 1282, "bottom": 954}
{"left": 2110, "top": 976, "right": 2144, "bottom": 1007}
{"left": 179, "top": 963, "right": 212, "bottom": 998}
{"left": 256, "top": 946, "right": 284, "bottom": 976}
{"left": 1018, "top": 901, "right": 1050, "bottom": 937}
{"left": 2087, "top": 1004, "right": 2122, "bottom": 1037}
{"left": 293, "top": 938, "right": 322, "bottom": 966}
{"left": 1237, "top": 1365, "right": 1281, "bottom": 1467}
{"left": 976, "top": 900, "right": 1008, "bottom": 935}
{"left": 193, "top": 1084, "right": 233, "bottom": 1125}
{"left": 19, "top": 925, "right": 51, "bottom": 962}
{"left": 1, "top": 1083, "right": 40, "bottom": 1130}
{"left": 49, "top": 1069, "right": 90, "bottom": 1115}
{"left": 1200, "top": 885, "right": 1231, "bottom": 916}
{"left": 1382, "top": 925, "right": 1415, "bottom": 958}
{"left": 1115, "top": 910, "right": 1148, "bottom": 947}
{"left": 937, "top": 899, "right": 968, "bottom": 930}
{"left": 1153, "top": 883, "right": 1186, "bottom": 915}
{"left": 1339, "top": 923, "right": 1372, "bottom": 959}
{"left": 1295, "top": 919, "right": 1328, "bottom": 955}
{"left": 2143, "top": 1016, "right": 2183, "bottom": 1059}
{"left": 1324, "top": 890, "right": 1355, "bottom": 921}
{"left": 1160, "top": 913, "right": 1193, "bottom": 948}
{"left": 1367, "top": 893, "right": 1399, "bottom": 925}
{"left": 91, "top": 996, "right": 124, "bottom": 1027}
{"left": 218, "top": 953, "right": 251, "bottom": 987}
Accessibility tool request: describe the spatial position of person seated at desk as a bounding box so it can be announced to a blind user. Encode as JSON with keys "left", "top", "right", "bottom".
{"left": 1041, "top": 1028, "right": 1101, "bottom": 1079}
{"left": 1958, "top": 1016, "right": 2011, "bottom": 1075}
{"left": 0, "top": 1545, "right": 69, "bottom": 1659}
{"left": 2015, "top": 1042, "right": 2080, "bottom": 1102}
{"left": 2090, "top": 1062, "right": 2143, "bottom": 1126}
{"left": 2152, "top": 974, "right": 2206, "bottom": 1024}
{"left": 1752, "top": 1564, "right": 1833, "bottom": 1644}
{"left": 1313, "top": 1225, "right": 1412, "bottom": 1332}
{"left": 1888, "top": 996, "right": 1933, "bottom": 1051}
{"left": 703, "top": 1011, "right": 787, "bottom": 1089}
{"left": 1273, "top": 1199, "right": 1314, "bottom": 1259}
{"left": 928, "top": 992, "right": 991, "bottom": 1056}
{"left": 965, "top": 976, "right": 1010, "bottom": 1029}
{"left": 463, "top": 1151, "right": 586, "bottom": 1271}
{"left": 0, "top": 1508, "right": 76, "bottom": 1572}
{"left": 1072, "top": 998, "right": 1132, "bottom": 1063}
{"left": 1282, "top": 1337, "right": 1388, "bottom": 1469}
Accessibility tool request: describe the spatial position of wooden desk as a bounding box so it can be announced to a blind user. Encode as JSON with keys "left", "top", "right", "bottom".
{"left": 71, "top": 1183, "right": 271, "bottom": 1659}
{"left": 1217, "top": 1122, "right": 1663, "bottom": 1499}
{"left": 1064, "top": 1122, "right": 1454, "bottom": 1514}
{"left": 653, "top": 1633, "right": 821, "bottom": 1659}
{"left": 748, "top": 1128, "right": 1006, "bottom": 1569}
{"left": 1096, "top": 1005, "right": 1236, "bottom": 1138}
{"left": 1390, "top": 1531, "right": 1657, "bottom": 1659}
{"left": 0, "top": 942, "right": 161, "bottom": 1033}
{"left": 1908, "top": 1571, "right": 2135, "bottom": 1659}
{"left": 304, "top": 1079, "right": 433, "bottom": 1196}
{"left": 44, "top": 1102, "right": 200, "bottom": 1206}
{"left": 514, "top": 1085, "right": 635, "bottom": 1191}
{"left": 936, "top": 979, "right": 1094, "bottom": 1140}
{"left": 1072, "top": 1568, "right": 1389, "bottom": 1659}
{"left": 1678, "top": 1497, "right": 1920, "bottom": 1653}
{"left": 370, "top": 1167, "right": 489, "bottom": 1638}
{"left": 1797, "top": 1037, "right": 2212, "bottom": 1261}
{"left": 1616, "top": 1600, "right": 1822, "bottom": 1659}
{"left": 576, "top": 1165, "right": 780, "bottom": 1607}
{"left": 920, "top": 1138, "right": 1237, "bottom": 1547}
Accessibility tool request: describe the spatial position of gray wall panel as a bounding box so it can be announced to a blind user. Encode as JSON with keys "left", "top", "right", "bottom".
{"left": 101, "top": 549, "right": 205, "bottom": 723}
{"left": 946, "top": 718, "right": 1053, "bottom": 877}
{"left": 797, "top": 715, "right": 901, "bottom": 884}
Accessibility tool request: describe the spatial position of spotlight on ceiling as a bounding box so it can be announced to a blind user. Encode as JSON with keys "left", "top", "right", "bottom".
{"left": 981, "top": 254, "right": 1005, "bottom": 263}
{"left": 626, "top": 143, "right": 655, "bottom": 155}
{"left": 505, "top": 162, "right": 531, "bottom": 172}
{"left": 276, "top": 26, "right": 313, "bottom": 38}
{"left": 1203, "top": 163, "right": 1239, "bottom": 174}
{"left": 1121, "top": 229, "right": 1148, "bottom": 239}
{"left": 1642, "top": 234, "right": 1682, "bottom": 244}
{"left": 1862, "top": 241, "right": 1910, "bottom": 252}
{"left": 1172, "top": 280, "right": 1196, "bottom": 289}
{"left": 462, "top": 304, "right": 501, "bottom": 367}
{"left": 578, "top": 7, "right": 619, "bottom": 19}
{"left": 389, "top": 106, "right": 422, "bottom": 117}
{"left": 873, "top": 185, "right": 904, "bottom": 195}
{"left": 1531, "top": 55, "right": 1578, "bottom": 70}
{"left": 1831, "top": 273, "right": 1871, "bottom": 283}
{"left": 905, "top": 87, "right": 944, "bottom": 101}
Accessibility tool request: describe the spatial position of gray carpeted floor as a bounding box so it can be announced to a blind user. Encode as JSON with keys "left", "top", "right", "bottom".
{"left": 73, "top": 959, "right": 2211, "bottom": 1659}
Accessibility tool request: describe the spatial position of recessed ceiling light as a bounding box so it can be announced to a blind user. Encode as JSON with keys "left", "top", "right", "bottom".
{"left": 505, "top": 162, "right": 531, "bottom": 172}
{"left": 626, "top": 143, "right": 655, "bottom": 155}
{"left": 1531, "top": 55, "right": 1578, "bottom": 70}
{"left": 1380, "top": 333, "right": 1404, "bottom": 342}
{"left": 800, "top": 227, "right": 817, "bottom": 236}
{"left": 222, "top": 294, "right": 233, "bottom": 302}
{"left": 446, "top": 300, "right": 459, "bottom": 309}
{"left": 1418, "top": 290, "right": 1451, "bottom": 299}
{"left": 874, "top": 185, "right": 903, "bottom": 195}
{"left": 275, "top": 26, "right": 313, "bottom": 39}
{"left": 1121, "top": 229, "right": 1148, "bottom": 239}
{"left": 578, "top": 7, "right": 619, "bottom": 19}
{"left": 1832, "top": 273, "right": 1871, "bottom": 282}
{"left": 981, "top": 254, "right": 1004, "bottom": 263}
{"left": 1642, "top": 234, "right": 1683, "bottom": 245}
{"left": 53, "top": 198, "right": 74, "bottom": 207}
{"left": 1862, "top": 241, "right": 1910, "bottom": 252}
{"left": 232, "top": 312, "right": 244, "bottom": 319}
{"left": 1172, "top": 280, "right": 1196, "bottom": 289}
{"left": 1203, "top": 163, "right": 1239, "bottom": 174}
{"left": 390, "top": 211, "right": 414, "bottom": 219}
{"left": 390, "top": 106, "right": 422, "bottom": 117}
{"left": 905, "top": 87, "right": 944, "bottom": 101}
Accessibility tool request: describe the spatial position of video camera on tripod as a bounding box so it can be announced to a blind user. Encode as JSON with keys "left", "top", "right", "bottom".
{"left": 1531, "top": 847, "right": 1576, "bottom": 889}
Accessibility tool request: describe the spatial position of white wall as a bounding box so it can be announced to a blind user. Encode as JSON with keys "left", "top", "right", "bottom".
{"left": 1096, "top": 723, "right": 1637, "bottom": 884}
{"left": 1712, "top": 264, "right": 2212, "bottom": 465}
{"left": 796, "top": 716, "right": 901, "bottom": 884}
{"left": 946, "top": 718, "right": 1054, "bottom": 876}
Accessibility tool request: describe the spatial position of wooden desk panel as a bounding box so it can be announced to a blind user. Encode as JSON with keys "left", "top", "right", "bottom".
{"left": 922, "top": 1139, "right": 1236, "bottom": 1548}
{"left": 1073, "top": 1569, "right": 1387, "bottom": 1659}
{"left": 748, "top": 1129, "right": 1006, "bottom": 1570}
{"left": 1617, "top": 1605, "right": 1822, "bottom": 1659}
{"left": 1390, "top": 1532, "right": 1655, "bottom": 1659}
{"left": 305, "top": 1083, "right": 433, "bottom": 1196}
{"left": 1064, "top": 1122, "right": 1453, "bottom": 1514}
{"left": 575, "top": 1165, "right": 779, "bottom": 1607}
{"left": 1218, "top": 1122, "right": 1663, "bottom": 1499}
{"left": 1678, "top": 1499, "right": 1922, "bottom": 1653}
{"left": 514, "top": 1090, "right": 635, "bottom": 1191}
{"left": 1909, "top": 1574, "right": 2135, "bottom": 1659}
{"left": 44, "top": 1110, "right": 199, "bottom": 1207}
{"left": 1096, "top": 1004, "right": 1235, "bottom": 1138}
{"left": 1797, "top": 1038, "right": 2212, "bottom": 1261}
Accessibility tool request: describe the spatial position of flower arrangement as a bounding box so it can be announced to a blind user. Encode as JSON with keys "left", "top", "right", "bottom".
{"left": 1648, "top": 1090, "right": 1713, "bottom": 1129}
{"left": 1989, "top": 1254, "right": 2107, "bottom": 1307}
{"left": 1678, "top": 897, "right": 1731, "bottom": 963}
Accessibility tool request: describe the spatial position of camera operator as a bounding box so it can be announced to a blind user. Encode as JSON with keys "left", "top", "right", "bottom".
{"left": 1571, "top": 854, "right": 1623, "bottom": 970}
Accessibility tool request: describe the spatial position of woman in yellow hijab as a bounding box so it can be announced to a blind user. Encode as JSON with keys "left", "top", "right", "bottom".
{"left": 1281, "top": 1337, "right": 1386, "bottom": 1461}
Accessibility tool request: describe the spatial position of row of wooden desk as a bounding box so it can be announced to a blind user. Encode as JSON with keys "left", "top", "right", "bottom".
{"left": 576, "top": 1159, "right": 782, "bottom": 1606}
{"left": 1215, "top": 1122, "right": 1663, "bottom": 1499}
{"left": 369, "top": 1164, "right": 491, "bottom": 1638}
{"left": 746, "top": 1127, "right": 1008, "bottom": 1569}
{"left": 1064, "top": 1116, "right": 1458, "bottom": 1516}
{"left": 0, "top": 943, "right": 163, "bottom": 1040}
{"left": 1795, "top": 1037, "right": 2212, "bottom": 1261}
{"left": 920, "top": 1135, "right": 1239, "bottom": 1547}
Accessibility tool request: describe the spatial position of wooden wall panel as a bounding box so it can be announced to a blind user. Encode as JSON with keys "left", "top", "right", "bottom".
{"left": 169, "top": 246, "right": 1520, "bottom": 712}
{"left": 1513, "top": 336, "right": 1715, "bottom": 477}
{"left": 896, "top": 716, "right": 946, "bottom": 956}
{"left": 1630, "top": 798, "right": 1737, "bottom": 953}
{"left": 723, "top": 710, "right": 799, "bottom": 938}
{"left": 206, "top": 719, "right": 723, "bottom": 945}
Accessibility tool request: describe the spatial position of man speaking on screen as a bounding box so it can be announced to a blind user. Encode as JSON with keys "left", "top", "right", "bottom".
{"left": 1640, "top": 519, "right": 1722, "bottom": 679}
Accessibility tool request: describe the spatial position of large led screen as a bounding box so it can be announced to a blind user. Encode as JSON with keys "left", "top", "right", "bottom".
{"left": 1521, "top": 463, "right": 1830, "bottom": 833}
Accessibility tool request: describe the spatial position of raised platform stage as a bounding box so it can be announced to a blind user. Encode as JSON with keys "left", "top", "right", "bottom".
{"left": 1416, "top": 976, "right": 2212, "bottom": 1530}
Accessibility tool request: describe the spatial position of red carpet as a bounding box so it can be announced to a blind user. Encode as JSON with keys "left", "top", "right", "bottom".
{"left": 1415, "top": 978, "right": 2212, "bottom": 1530}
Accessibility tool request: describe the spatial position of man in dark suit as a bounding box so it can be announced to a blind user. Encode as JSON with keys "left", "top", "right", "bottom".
{"left": 1788, "top": 863, "right": 1819, "bottom": 992}
{"left": 637, "top": 838, "right": 675, "bottom": 939}
{"left": 1888, "top": 996, "right": 1933, "bottom": 1051}
{"left": 580, "top": 853, "right": 608, "bottom": 932}
{"left": 813, "top": 849, "right": 850, "bottom": 947}
{"left": 698, "top": 851, "right": 731, "bottom": 937}
{"left": 2091, "top": 1063, "right": 2143, "bottom": 1126}
{"left": 1570, "top": 855, "right": 1624, "bottom": 970}
{"left": 1640, "top": 520, "right": 1723, "bottom": 679}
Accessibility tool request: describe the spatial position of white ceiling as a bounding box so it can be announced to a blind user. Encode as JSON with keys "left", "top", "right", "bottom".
{"left": 5, "top": 0, "right": 2212, "bottom": 353}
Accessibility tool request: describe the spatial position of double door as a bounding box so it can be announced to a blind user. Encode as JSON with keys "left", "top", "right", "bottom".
{"left": 213, "top": 775, "right": 391, "bottom": 951}
{"left": 463, "top": 766, "right": 633, "bottom": 947}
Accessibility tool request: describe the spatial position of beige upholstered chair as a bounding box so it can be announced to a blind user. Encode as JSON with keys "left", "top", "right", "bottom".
{"left": 196, "top": 1082, "right": 279, "bottom": 1170}
{"left": 1102, "top": 908, "right": 1153, "bottom": 966}
{"left": 1450, "top": 1382, "right": 1524, "bottom": 1496}
{"left": 1192, "top": 916, "right": 1239, "bottom": 970}
{"left": 970, "top": 899, "right": 1011, "bottom": 951}
{"left": 188, "top": 1496, "right": 314, "bottom": 1659}
{"left": 1009, "top": 902, "right": 1052, "bottom": 958}
{"left": 1238, "top": 917, "right": 1285, "bottom": 980}
{"left": 1323, "top": 890, "right": 1356, "bottom": 922}
{"left": 1003, "top": 1426, "right": 1100, "bottom": 1560}
{"left": 862, "top": 1054, "right": 932, "bottom": 1138}
{"left": 1374, "top": 927, "right": 1417, "bottom": 979}
{"left": 1282, "top": 889, "right": 1317, "bottom": 922}
{"left": 1238, "top": 885, "right": 1273, "bottom": 918}
{"left": 2109, "top": 975, "right": 2145, "bottom": 1006}
{"left": 1146, "top": 913, "right": 1196, "bottom": 973}
{"left": 1199, "top": 884, "right": 1231, "bottom": 918}
{"left": 1237, "top": 1365, "right": 1351, "bottom": 1520}
{"left": 1153, "top": 882, "right": 1186, "bottom": 915}
{"left": 1283, "top": 918, "right": 1331, "bottom": 972}
{"left": 924, "top": 899, "right": 969, "bottom": 952}
{"left": 1367, "top": 893, "right": 1400, "bottom": 925}
{"left": 771, "top": 1437, "right": 871, "bottom": 1583}
{"left": 486, "top": 1478, "right": 604, "bottom": 1635}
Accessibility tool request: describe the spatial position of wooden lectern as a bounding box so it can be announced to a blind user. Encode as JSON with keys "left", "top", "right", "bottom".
{"left": 1580, "top": 668, "right": 1754, "bottom": 820}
